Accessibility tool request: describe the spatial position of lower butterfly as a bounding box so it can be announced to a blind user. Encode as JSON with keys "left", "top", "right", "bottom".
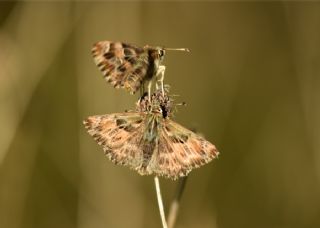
{"left": 83, "top": 89, "right": 219, "bottom": 180}
{"left": 91, "top": 40, "right": 189, "bottom": 95}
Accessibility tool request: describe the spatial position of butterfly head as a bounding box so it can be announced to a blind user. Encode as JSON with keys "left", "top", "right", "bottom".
{"left": 145, "top": 45, "right": 189, "bottom": 63}
{"left": 156, "top": 47, "right": 166, "bottom": 61}
{"left": 146, "top": 46, "right": 166, "bottom": 62}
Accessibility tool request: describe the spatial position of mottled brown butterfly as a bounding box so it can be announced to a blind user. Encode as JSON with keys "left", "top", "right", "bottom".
{"left": 83, "top": 88, "right": 219, "bottom": 180}
{"left": 91, "top": 40, "right": 189, "bottom": 94}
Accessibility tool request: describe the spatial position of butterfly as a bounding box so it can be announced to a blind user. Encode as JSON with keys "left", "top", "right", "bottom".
{"left": 91, "top": 40, "right": 189, "bottom": 94}
{"left": 83, "top": 88, "right": 219, "bottom": 180}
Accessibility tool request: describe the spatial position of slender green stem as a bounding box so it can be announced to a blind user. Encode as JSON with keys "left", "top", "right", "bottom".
{"left": 154, "top": 176, "right": 168, "bottom": 228}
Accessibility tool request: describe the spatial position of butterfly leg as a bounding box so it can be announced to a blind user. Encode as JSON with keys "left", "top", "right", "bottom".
{"left": 147, "top": 80, "right": 152, "bottom": 101}
{"left": 156, "top": 65, "right": 166, "bottom": 96}
{"left": 140, "top": 84, "right": 145, "bottom": 97}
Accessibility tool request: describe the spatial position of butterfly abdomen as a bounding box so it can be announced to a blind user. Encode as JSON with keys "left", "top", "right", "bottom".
{"left": 140, "top": 141, "right": 156, "bottom": 173}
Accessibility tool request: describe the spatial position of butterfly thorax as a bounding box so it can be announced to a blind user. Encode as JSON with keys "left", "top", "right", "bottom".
{"left": 143, "top": 114, "right": 162, "bottom": 142}
{"left": 144, "top": 47, "right": 165, "bottom": 80}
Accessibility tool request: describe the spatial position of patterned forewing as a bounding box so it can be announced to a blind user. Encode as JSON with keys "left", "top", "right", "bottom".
{"left": 149, "top": 119, "right": 219, "bottom": 179}
{"left": 92, "top": 41, "right": 149, "bottom": 93}
{"left": 83, "top": 112, "right": 147, "bottom": 170}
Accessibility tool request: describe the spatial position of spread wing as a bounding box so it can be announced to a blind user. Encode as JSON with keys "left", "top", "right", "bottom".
{"left": 84, "top": 113, "right": 219, "bottom": 180}
{"left": 147, "top": 119, "right": 219, "bottom": 180}
{"left": 91, "top": 41, "right": 150, "bottom": 93}
{"left": 83, "top": 112, "right": 148, "bottom": 171}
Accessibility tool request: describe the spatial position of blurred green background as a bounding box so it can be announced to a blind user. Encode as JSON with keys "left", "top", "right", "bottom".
{"left": 1, "top": 1, "right": 320, "bottom": 228}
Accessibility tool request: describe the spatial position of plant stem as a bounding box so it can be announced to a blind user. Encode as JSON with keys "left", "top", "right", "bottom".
{"left": 154, "top": 176, "right": 168, "bottom": 228}
{"left": 167, "top": 176, "right": 188, "bottom": 228}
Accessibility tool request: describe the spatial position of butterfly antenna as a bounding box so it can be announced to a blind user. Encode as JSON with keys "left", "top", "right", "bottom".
{"left": 176, "top": 102, "right": 187, "bottom": 106}
{"left": 164, "top": 48, "right": 190, "bottom": 52}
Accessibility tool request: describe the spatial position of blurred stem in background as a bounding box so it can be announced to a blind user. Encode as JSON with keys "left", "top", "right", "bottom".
{"left": 168, "top": 176, "right": 188, "bottom": 228}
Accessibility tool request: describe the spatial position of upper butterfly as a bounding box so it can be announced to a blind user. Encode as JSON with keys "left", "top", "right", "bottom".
{"left": 91, "top": 41, "right": 189, "bottom": 94}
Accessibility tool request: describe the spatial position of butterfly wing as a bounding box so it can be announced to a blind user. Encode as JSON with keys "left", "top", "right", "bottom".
{"left": 84, "top": 113, "right": 219, "bottom": 179}
{"left": 147, "top": 119, "right": 219, "bottom": 180}
{"left": 83, "top": 112, "right": 148, "bottom": 171}
{"left": 92, "top": 41, "right": 150, "bottom": 93}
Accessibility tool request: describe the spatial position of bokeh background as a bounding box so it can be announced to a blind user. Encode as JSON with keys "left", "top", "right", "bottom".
{"left": 1, "top": 1, "right": 320, "bottom": 228}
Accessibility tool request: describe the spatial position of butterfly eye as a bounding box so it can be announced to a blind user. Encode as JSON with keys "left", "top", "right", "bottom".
{"left": 159, "top": 49, "right": 165, "bottom": 57}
